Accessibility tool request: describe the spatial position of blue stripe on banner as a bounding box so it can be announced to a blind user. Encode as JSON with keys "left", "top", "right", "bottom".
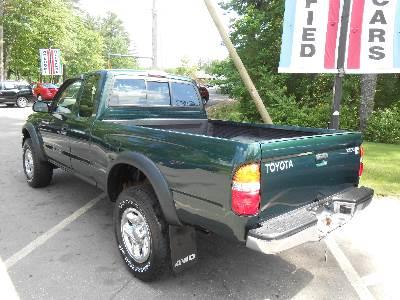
{"left": 279, "top": 0, "right": 297, "bottom": 69}
{"left": 394, "top": 0, "right": 400, "bottom": 68}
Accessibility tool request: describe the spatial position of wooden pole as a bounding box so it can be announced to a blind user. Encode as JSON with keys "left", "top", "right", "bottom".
{"left": 203, "top": 0, "right": 273, "bottom": 124}
{"left": 152, "top": 0, "right": 158, "bottom": 69}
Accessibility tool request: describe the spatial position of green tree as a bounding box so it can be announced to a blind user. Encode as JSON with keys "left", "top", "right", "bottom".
{"left": 166, "top": 57, "right": 198, "bottom": 78}
{"left": 209, "top": 0, "right": 362, "bottom": 129}
{"left": 2, "top": 1, "right": 136, "bottom": 81}
{"left": 93, "top": 12, "right": 136, "bottom": 69}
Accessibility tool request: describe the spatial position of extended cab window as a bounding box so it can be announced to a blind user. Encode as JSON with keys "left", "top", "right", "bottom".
{"left": 171, "top": 82, "right": 200, "bottom": 107}
{"left": 109, "top": 78, "right": 147, "bottom": 106}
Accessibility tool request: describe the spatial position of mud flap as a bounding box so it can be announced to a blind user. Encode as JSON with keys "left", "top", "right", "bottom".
{"left": 169, "top": 225, "right": 198, "bottom": 273}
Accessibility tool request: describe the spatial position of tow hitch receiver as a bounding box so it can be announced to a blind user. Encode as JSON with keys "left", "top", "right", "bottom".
{"left": 246, "top": 187, "right": 374, "bottom": 255}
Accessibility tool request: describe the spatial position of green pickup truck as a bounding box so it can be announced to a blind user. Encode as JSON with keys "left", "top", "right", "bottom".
{"left": 22, "top": 70, "right": 373, "bottom": 281}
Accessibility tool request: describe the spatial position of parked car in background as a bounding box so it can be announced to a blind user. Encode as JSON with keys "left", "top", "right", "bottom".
{"left": 0, "top": 81, "right": 34, "bottom": 108}
{"left": 32, "top": 83, "right": 59, "bottom": 101}
{"left": 198, "top": 84, "right": 209, "bottom": 105}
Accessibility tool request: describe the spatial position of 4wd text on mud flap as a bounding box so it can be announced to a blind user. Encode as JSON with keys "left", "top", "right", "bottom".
{"left": 174, "top": 254, "right": 196, "bottom": 268}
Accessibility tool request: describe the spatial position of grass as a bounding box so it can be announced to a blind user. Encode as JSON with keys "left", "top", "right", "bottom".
{"left": 360, "top": 142, "right": 400, "bottom": 196}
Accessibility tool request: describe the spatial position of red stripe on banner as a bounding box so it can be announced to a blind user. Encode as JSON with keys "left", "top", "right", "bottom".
{"left": 324, "top": 0, "right": 341, "bottom": 69}
{"left": 347, "top": 0, "right": 365, "bottom": 69}
{"left": 51, "top": 49, "right": 55, "bottom": 75}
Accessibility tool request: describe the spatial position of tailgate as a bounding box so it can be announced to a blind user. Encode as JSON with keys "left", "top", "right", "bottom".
{"left": 258, "top": 132, "right": 362, "bottom": 220}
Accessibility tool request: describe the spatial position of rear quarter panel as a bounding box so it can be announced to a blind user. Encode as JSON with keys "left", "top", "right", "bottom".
{"left": 91, "top": 121, "right": 260, "bottom": 241}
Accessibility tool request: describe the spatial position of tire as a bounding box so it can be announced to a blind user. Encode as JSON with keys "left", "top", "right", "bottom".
{"left": 23, "top": 138, "right": 53, "bottom": 188}
{"left": 114, "top": 185, "right": 170, "bottom": 281}
{"left": 16, "top": 97, "right": 28, "bottom": 108}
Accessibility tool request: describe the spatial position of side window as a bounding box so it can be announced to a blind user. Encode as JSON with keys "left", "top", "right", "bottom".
{"left": 109, "top": 78, "right": 146, "bottom": 106}
{"left": 78, "top": 74, "right": 101, "bottom": 118}
{"left": 147, "top": 81, "right": 171, "bottom": 105}
{"left": 55, "top": 81, "right": 82, "bottom": 115}
{"left": 4, "top": 82, "right": 16, "bottom": 90}
{"left": 171, "top": 82, "right": 200, "bottom": 107}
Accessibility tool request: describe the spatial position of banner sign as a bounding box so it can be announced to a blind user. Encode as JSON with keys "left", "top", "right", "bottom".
{"left": 279, "top": 0, "right": 400, "bottom": 74}
{"left": 40, "top": 49, "right": 63, "bottom": 75}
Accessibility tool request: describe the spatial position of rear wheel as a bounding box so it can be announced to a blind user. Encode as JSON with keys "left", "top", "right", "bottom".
{"left": 114, "top": 185, "right": 170, "bottom": 281}
{"left": 16, "top": 97, "right": 28, "bottom": 108}
{"left": 23, "top": 138, "right": 53, "bottom": 188}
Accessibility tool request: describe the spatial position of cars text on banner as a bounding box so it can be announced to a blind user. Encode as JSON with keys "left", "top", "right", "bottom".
{"left": 279, "top": 0, "right": 400, "bottom": 74}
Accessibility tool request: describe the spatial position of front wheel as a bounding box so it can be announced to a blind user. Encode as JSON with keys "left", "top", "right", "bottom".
{"left": 23, "top": 138, "right": 53, "bottom": 187}
{"left": 16, "top": 97, "right": 28, "bottom": 108}
{"left": 114, "top": 185, "right": 170, "bottom": 281}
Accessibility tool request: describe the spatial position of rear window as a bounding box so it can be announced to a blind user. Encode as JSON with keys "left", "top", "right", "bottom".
{"left": 43, "top": 83, "right": 58, "bottom": 88}
{"left": 147, "top": 81, "right": 170, "bottom": 105}
{"left": 108, "top": 76, "right": 200, "bottom": 107}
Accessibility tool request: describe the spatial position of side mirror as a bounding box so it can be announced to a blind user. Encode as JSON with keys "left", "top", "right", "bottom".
{"left": 32, "top": 101, "right": 50, "bottom": 113}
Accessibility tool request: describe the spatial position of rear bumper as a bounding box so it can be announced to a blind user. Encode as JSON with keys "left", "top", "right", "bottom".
{"left": 246, "top": 186, "right": 373, "bottom": 255}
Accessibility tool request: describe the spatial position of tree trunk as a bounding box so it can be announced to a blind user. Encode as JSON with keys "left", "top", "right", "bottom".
{"left": 359, "top": 74, "right": 378, "bottom": 131}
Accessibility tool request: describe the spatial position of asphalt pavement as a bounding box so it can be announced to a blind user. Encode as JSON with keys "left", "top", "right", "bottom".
{"left": 0, "top": 104, "right": 398, "bottom": 299}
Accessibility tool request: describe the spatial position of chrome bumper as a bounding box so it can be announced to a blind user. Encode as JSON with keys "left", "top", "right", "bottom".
{"left": 246, "top": 187, "right": 373, "bottom": 255}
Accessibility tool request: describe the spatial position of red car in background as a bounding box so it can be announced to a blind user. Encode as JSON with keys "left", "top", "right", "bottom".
{"left": 32, "top": 83, "right": 59, "bottom": 101}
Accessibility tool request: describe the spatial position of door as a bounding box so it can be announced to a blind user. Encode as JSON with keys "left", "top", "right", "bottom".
{"left": 68, "top": 73, "right": 102, "bottom": 181}
{"left": 39, "top": 79, "right": 82, "bottom": 168}
{"left": 0, "top": 82, "right": 18, "bottom": 103}
{"left": 0, "top": 82, "right": 5, "bottom": 102}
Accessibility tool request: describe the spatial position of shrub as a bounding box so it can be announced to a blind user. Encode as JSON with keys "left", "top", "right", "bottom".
{"left": 364, "top": 105, "right": 400, "bottom": 144}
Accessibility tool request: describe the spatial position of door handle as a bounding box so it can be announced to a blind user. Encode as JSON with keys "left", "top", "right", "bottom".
{"left": 60, "top": 126, "right": 69, "bottom": 135}
{"left": 315, "top": 153, "right": 328, "bottom": 167}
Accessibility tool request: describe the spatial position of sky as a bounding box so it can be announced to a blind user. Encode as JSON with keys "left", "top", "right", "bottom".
{"left": 78, "top": 0, "right": 230, "bottom": 69}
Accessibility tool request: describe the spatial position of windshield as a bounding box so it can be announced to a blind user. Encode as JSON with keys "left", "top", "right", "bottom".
{"left": 108, "top": 76, "right": 200, "bottom": 107}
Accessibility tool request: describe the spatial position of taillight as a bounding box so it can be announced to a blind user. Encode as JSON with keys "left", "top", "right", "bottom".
{"left": 359, "top": 146, "right": 364, "bottom": 177}
{"left": 232, "top": 163, "right": 261, "bottom": 216}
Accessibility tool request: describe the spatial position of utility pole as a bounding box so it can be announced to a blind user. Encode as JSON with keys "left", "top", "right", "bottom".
{"left": 152, "top": 0, "right": 158, "bottom": 69}
{"left": 204, "top": 0, "right": 273, "bottom": 124}
{"left": 329, "top": 0, "right": 351, "bottom": 130}
{"left": 0, "top": 0, "right": 4, "bottom": 81}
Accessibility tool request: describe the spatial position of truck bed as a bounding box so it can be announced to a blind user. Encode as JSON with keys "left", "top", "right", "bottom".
{"left": 119, "top": 119, "right": 323, "bottom": 143}
{"left": 107, "top": 117, "right": 362, "bottom": 237}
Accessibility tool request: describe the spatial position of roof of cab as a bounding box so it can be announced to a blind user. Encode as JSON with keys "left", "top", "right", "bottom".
{"left": 93, "top": 69, "right": 193, "bottom": 83}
